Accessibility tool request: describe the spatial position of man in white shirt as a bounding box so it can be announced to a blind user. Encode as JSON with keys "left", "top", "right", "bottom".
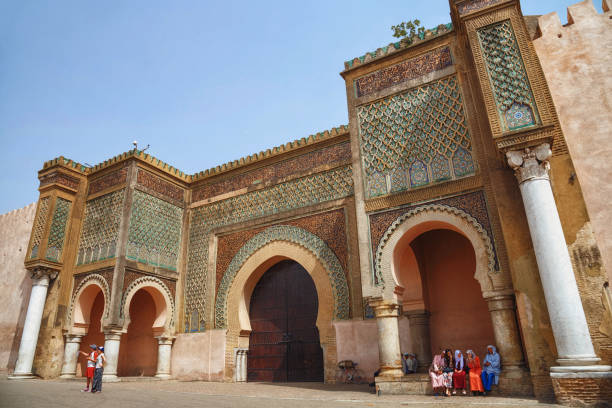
{"left": 91, "top": 346, "right": 105, "bottom": 393}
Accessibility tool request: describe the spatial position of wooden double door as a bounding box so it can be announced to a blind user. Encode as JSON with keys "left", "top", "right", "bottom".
{"left": 247, "top": 260, "right": 324, "bottom": 382}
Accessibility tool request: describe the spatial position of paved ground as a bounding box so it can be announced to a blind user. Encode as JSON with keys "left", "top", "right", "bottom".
{"left": 0, "top": 377, "right": 562, "bottom": 408}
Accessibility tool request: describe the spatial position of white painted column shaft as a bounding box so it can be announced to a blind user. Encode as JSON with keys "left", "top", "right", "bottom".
{"left": 155, "top": 337, "right": 173, "bottom": 379}
{"left": 371, "top": 299, "right": 403, "bottom": 376}
{"left": 102, "top": 331, "right": 122, "bottom": 382}
{"left": 59, "top": 335, "right": 83, "bottom": 378}
{"left": 10, "top": 273, "right": 51, "bottom": 378}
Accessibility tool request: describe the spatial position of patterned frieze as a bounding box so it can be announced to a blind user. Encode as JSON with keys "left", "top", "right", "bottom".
{"left": 29, "top": 197, "right": 51, "bottom": 259}
{"left": 88, "top": 167, "right": 128, "bottom": 196}
{"left": 39, "top": 172, "right": 80, "bottom": 190}
{"left": 354, "top": 46, "right": 453, "bottom": 98}
{"left": 185, "top": 165, "right": 354, "bottom": 332}
{"left": 192, "top": 142, "right": 351, "bottom": 202}
{"left": 457, "top": 0, "right": 506, "bottom": 15}
{"left": 76, "top": 189, "right": 125, "bottom": 266}
{"left": 369, "top": 190, "right": 499, "bottom": 284}
{"left": 45, "top": 197, "right": 72, "bottom": 262}
{"left": 214, "top": 225, "right": 350, "bottom": 329}
{"left": 72, "top": 269, "right": 114, "bottom": 299}
{"left": 136, "top": 169, "right": 184, "bottom": 203}
{"left": 357, "top": 75, "right": 476, "bottom": 199}
{"left": 126, "top": 189, "right": 183, "bottom": 271}
{"left": 476, "top": 20, "right": 540, "bottom": 132}
{"left": 123, "top": 270, "right": 176, "bottom": 299}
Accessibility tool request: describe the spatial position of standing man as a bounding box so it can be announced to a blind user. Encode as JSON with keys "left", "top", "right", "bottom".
{"left": 79, "top": 344, "right": 98, "bottom": 392}
{"left": 91, "top": 346, "right": 105, "bottom": 393}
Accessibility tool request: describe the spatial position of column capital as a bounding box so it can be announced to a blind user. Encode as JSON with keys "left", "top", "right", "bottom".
{"left": 28, "top": 267, "right": 58, "bottom": 285}
{"left": 103, "top": 329, "right": 123, "bottom": 340}
{"left": 506, "top": 143, "right": 552, "bottom": 184}
{"left": 485, "top": 294, "right": 517, "bottom": 312}
{"left": 369, "top": 298, "right": 400, "bottom": 318}
{"left": 155, "top": 336, "right": 175, "bottom": 346}
{"left": 64, "top": 333, "right": 84, "bottom": 343}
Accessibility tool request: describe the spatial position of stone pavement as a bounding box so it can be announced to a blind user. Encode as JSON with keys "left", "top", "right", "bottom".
{"left": 0, "top": 377, "right": 563, "bottom": 408}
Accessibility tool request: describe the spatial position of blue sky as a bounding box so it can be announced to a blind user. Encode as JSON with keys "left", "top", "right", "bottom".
{"left": 0, "top": 0, "right": 601, "bottom": 214}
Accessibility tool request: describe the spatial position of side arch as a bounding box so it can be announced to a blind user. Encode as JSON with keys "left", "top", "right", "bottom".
{"left": 374, "top": 204, "right": 500, "bottom": 300}
{"left": 215, "top": 225, "right": 350, "bottom": 329}
{"left": 120, "top": 276, "right": 176, "bottom": 335}
{"left": 67, "top": 273, "right": 110, "bottom": 335}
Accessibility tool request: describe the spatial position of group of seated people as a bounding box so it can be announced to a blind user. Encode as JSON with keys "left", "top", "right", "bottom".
{"left": 400, "top": 345, "right": 501, "bottom": 397}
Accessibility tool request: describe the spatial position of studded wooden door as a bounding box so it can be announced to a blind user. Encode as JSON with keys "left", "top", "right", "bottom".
{"left": 247, "top": 260, "right": 324, "bottom": 382}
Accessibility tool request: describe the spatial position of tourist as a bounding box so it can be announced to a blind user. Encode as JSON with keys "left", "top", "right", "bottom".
{"left": 481, "top": 345, "right": 501, "bottom": 394}
{"left": 429, "top": 352, "right": 446, "bottom": 396}
{"left": 79, "top": 344, "right": 98, "bottom": 392}
{"left": 402, "top": 353, "right": 417, "bottom": 374}
{"left": 441, "top": 348, "right": 454, "bottom": 395}
{"left": 91, "top": 346, "right": 105, "bottom": 393}
{"left": 452, "top": 350, "right": 467, "bottom": 395}
{"left": 466, "top": 349, "right": 484, "bottom": 395}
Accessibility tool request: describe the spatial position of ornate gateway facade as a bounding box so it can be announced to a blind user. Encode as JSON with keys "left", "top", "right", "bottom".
{"left": 5, "top": 0, "right": 612, "bottom": 406}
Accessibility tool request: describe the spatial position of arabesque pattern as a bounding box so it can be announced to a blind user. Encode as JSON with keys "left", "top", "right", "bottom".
{"left": 185, "top": 165, "right": 353, "bottom": 332}
{"left": 29, "top": 197, "right": 51, "bottom": 259}
{"left": 358, "top": 75, "right": 475, "bottom": 198}
{"left": 477, "top": 20, "right": 539, "bottom": 131}
{"left": 76, "top": 189, "right": 125, "bottom": 265}
{"left": 46, "top": 198, "right": 72, "bottom": 262}
{"left": 214, "top": 225, "right": 350, "bottom": 328}
{"left": 126, "top": 190, "right": 183, "bottom": 271}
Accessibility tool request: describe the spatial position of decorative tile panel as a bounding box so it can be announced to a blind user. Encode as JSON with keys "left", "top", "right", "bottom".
{"left": 136, "top": 169, "right": 184, "bottom": 203}
{"left": 77, "top": 189, "right": 125, "bottom": 265}
{"left": 355, "top": 46, "right": 453, "bottom": 97}
{"left": 126, "top": 190, "right": 183, "bottom": 271}
{"left": 215, "top": 225, "right": 350, "bottom": 328}
{"left": 88, "top": 167, "right": 128, "bottom": 196}
{"left": 358, "top": 75, "right": 475, "bottom": 198}
{"left": 477, "top": 20, "right": 539, "bottom": 132}
{"left": 46, "top": 198, "right": 72, "bottom": 262}
{"left": 29, "top": 197, "right": 51, "bottom": 259}
{"left": 193, "top": 142, "right": 351, "bottom": 202}
{"left": 185, "top": 165, "right": 353, "bottom": 332}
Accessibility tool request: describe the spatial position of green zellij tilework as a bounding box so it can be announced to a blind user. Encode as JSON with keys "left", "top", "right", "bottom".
{"left": 477, "top": 20, "right": 539, "bottom": 132}
{"left": 126, "top": 189, "right": 183, "bottom": 271}
{"left": 46, "top": 198, "right": 72, "bottom": 262}
{"left": 29, "top": 197, "right": 51, "bottom": 259}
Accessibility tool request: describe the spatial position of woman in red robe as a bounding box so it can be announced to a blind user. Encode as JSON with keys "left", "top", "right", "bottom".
{"left": 466, "top": 349, "right": 484, "bottom": 395}
{"left": 452, "top": 350, "right": 467, "bottom": 395}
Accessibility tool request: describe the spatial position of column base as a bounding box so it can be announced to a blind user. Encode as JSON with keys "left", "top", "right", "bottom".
{"left": 154, "top": 374, "right": 172, "bottom": 380}
{"left": 102, "top": 374, "right": 121, "bottom": 382}
{"left": 497, "top": 365, "right": 534, "bottom": 397}
{"left": 7, "top": 373, "right": 36, "bottom": 380}
{"left": 550, "top": 366, "right": 612, "bottom": 407}
{"left": 59, "top": 374, "right": 76, "bottom": 379}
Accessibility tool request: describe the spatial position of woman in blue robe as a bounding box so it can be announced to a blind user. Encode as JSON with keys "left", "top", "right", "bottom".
{"left": 481, "top": 345, "right": 501, "bottom": 394}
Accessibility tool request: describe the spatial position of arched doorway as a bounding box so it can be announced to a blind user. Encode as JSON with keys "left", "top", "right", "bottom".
{"left": 77, "top": 289, "right": 105, "bottom": 377}
{"left": 117, "top": 289, "right": 158, "bottom": 376}
{"left": 247, "top": 260, "right": 324, "bottom": 382}
{"left": 402, "top": 229, "right": 495, "bottom": 357}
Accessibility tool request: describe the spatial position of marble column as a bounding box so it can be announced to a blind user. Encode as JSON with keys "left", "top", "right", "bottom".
{"left": 507, "top": 144, "right": 610, "bottom": 374}
{"left": 9, "top": 269, "right": 56, "bottom": 379}
{"left": 102, "top": 330, "right": 122, "bottom": 382}
{"left": 235, "top": 348, "right": 248, "bottom": 382}
{"left": 404, "top": 310, "right": 432, "bottom": 372}
{"left": 155, "top": 336, "right": 174, "bottom": 379}
{"left": 370, "top": 298, "right": 403, "bottom": 376}
{"left": 486, "top": 294, "right": 525, "bottom": 370}
{"left": 59, "top": 334, "right": 84, "bottom": 378}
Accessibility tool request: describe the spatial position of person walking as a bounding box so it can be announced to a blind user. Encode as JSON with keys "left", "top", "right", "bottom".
{"left": 79, "top": 344, "right": 98, "bottom": 392}
{"left": 91, "top": 346, "right": 105, "bottom": 393}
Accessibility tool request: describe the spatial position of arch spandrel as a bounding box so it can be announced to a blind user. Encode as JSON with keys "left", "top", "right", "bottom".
{"left": 374, "top": 204, "right": 508, "bottom": 301}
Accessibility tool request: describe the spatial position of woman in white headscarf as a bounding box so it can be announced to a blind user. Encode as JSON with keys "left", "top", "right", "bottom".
{"left": 452, "top": 350, "right": 467, "bottom": 395}
{"left": 481, "top": 345, "right": 501, "bottom": 394}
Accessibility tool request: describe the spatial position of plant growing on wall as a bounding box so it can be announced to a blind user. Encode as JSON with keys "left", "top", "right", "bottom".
{"left": 391, "top": 19, "right": 425, "bottom": 43}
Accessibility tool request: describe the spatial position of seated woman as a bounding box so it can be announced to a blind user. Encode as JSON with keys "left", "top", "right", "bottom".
{"left": 441, "top": 349, "right": 454, "bottom": 396}
{"left": 429, "top": 352, "right": 446, "bottom": 396}
{"left": 452, "top": 350, "right": 467, "bottom": 395}
{"left": 481, "top": 345, "right": 501, "bottom": 395}
{"left": 466, "top": 350, "right": 484, "bottom": 395}
{"left": 402, "top": 353, "right": 417, "bottom": 374}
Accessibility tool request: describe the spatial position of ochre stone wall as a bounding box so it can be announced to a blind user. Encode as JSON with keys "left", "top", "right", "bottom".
{"left": 0, "top": 203, "right": 36, "bottom": 373}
